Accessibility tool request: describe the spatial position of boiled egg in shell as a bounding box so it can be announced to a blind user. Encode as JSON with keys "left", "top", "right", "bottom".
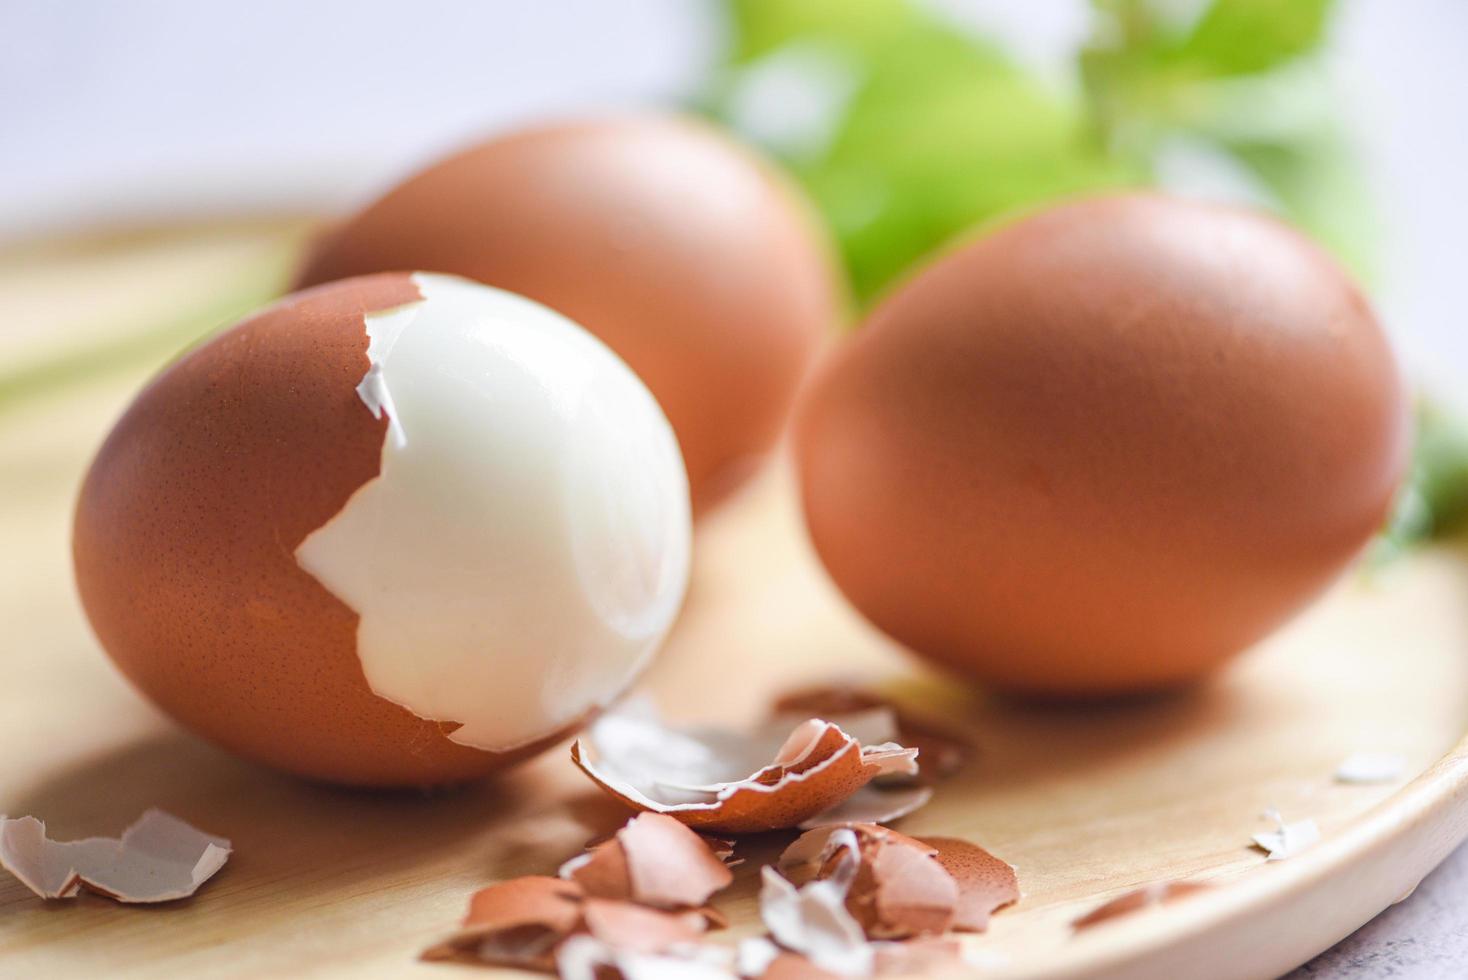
{"left": 73, "top": 272, "right": 691, "bottom": 786}
{"left": 796, "top": 194, "right": 1409, "bottom": 696}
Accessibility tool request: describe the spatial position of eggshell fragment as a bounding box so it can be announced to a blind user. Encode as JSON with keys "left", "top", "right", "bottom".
{"left": 571, "top": 701, "right": 917, "bottom": 834}
{"left": 1335, "top": 752, "right": 1408, "bottom": 784}
{"left": 1072, "top": 880, "right": 1210, "bottom": 930}
{"left": 293, "top": 114, "right": 843, "bottom": 515}
{"left": 1251, "top": 809, "right": 1320, "bottom": 861}
{"left": 0, "top": 809, "right": 229, "bottom": 903}
{"left": 917, "top": 837, "right": 1019, "bottom": 931}
{"left": 772, "top": 686, "right": 971, "bottom": 784}
{"left": 759, "top": 856, "right": 874, "bottom": 977}
{"left": 702, "top": 836, "right": 741, "bottom": 866}
{"left": 464, "top": 877, "right": 586, "bottom": 933}
{"left": 744, "top": 940, "right": 967, "bottom": 979}
{"left": 559, "top": 840, "right": 631, "bottom": 903}
{"left": 556, "top": 933, "right": 736, "bottom": 980}
{"left": 769, "top": 692, "right": 944, "bottom": 829}
{"left": 869, "top": 937, "right": 968, "bottom": 976}
{"left": 737, "top": 937, "right": 785, "bottom": 978}
{"left": 757, "top": 951, "right": 843, "bottom": 980}
{"left": 779, "top": 825, "right": 958, "bottom": 940}
{"left": 798, "top": 786, "right": 933, "bottom": 831}
{"left": 581, "top": 898, "right": 714, "bottom": 953}
{"left": 425, "top": 876, "right": 722, "bottom": 972}
{"left": 421, "top": 876, "right": 584, "bottom": 970}
{"left": 559, "top": 812, "right": 735, "bottom": 909}
{"left": 859, "top": 841, "right": 958, "bottom": 939}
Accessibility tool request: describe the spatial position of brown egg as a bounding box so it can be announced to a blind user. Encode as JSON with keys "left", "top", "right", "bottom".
{"left": 795, "top": 194, "right": 1410, "bottom": 695}
{"left": 292, "top": 113, "right": 842, "bottom": 514}
{"left": 74, "top": 273, "right": 692, "bottom": 786}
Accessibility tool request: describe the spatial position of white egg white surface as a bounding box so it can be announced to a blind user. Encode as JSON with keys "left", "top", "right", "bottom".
{"left": 296, "top": 273, "right": 691, "bottom": 751}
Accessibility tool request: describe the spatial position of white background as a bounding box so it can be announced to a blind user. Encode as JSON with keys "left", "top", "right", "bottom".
{"left": 3, "top": 3, "right": 1467, "bottom": 975}
{"left": 2, "top": 0, "right": 1466, "bottom": 398}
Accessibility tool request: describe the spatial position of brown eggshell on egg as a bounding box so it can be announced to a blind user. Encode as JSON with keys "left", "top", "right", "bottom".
{"left": 796, "top": 194, "right": 1410, "bottom": 695}
{"left": 292, "top": 113, "right": 843, "bottom": 514}
{"left": 72, "top": 274, "right": 575, "bottom": 786}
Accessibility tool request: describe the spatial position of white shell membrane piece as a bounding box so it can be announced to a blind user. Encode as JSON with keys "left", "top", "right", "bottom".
{"left": 296, "top": 273, "right": 692, "bottom": 751}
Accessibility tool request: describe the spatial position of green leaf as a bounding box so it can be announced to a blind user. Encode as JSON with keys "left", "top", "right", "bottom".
{"left": 721, "top": 0, "right": 912, "bottom": 63}
{"left": 714, "top": 2, "right": 1136, "bottom": 304}
{"left": 1411, "top": 401, "right": 1468, "bottom": 536}
{"left": 1371, "top": 400, "right": 1468, "bottom": 564}
{"left": 1080, "top": 1, "right": 1369, "bottom": 273}
{"left": 714, "top": 0, "right": 1352, "bottom": 303}
{"left": 1172, "top": 0, "right": 1336, "bottom": 77}
{"left": 810, "top": 46, "right": 1135, "bottom": 300}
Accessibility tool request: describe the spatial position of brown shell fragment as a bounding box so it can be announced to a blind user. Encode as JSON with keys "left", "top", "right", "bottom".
{"left": 797, "top": 785, "right": 933, "bottom": 831}
{"left": 918, "top": 837, "right": 1020, "bottom": 932}
{"left": 463, "top": 876, "right": 585, "bottom": 932}
{"left": 571, "top": 707, "right": 917, "bottom": 835}
{"left": 753, "top": 940, "right": 967, "bottom": 979}
{"left": 772, "top": 685, "right": 971, "bottom": 784}
{"left": 563, "top": 812, "right": 734, "bottom": 909}
{"left": 562, "top": 838, "right": 633, "bottom": 902}
{"left": 871, "top": 937, "right": 968, "bottom": 976}
{"left": 780, "top": 824, "right": 924, "bottom": 884}
{"left": 620, "top": 812, "right": 735, "bottom": 907}
{"left": 426, "top": 820, "right": 734, "bottom": 974}
{"left": 0, "top": 809, "right": 230, "bottom": 904}
{"left": 760, "top": 952, "right": 844, "bottom": 980}
{"left": 1072, "top": 880, "right": 1210, "bottom": 930}
{"left": 420, "top": 929, "right": 561, "bottom": 972}
{"left": 701, "top": 835, "right": 740, "bottom": 865}
{"left": 758, "top": 862, "right": 873, "bottom": 977}
{"left": 555, "top": 933, "right": 736, "bottom": 980}
{"left": 422, "top": 876, "right": 584, "bottom": 971}
{"left": 580, "top": 898, "right": 712, "bottom": 953}
{"left": 781, "top": 824, "right": 959, "bottom": 940}
{"left": 857, "top": 839, "right": 958, "bottom": 939}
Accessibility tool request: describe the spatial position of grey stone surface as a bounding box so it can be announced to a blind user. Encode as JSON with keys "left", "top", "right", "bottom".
{"left": 1289, "top": 840, "right": 1468, "bottom": 978}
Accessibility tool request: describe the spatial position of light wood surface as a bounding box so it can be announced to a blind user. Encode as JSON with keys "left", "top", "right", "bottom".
{"left": 2, "top": 224, "right": 1467, "bottom": 980}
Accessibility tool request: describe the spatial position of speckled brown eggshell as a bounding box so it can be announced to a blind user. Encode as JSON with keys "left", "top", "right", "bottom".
{"left": 292, "top": 113, "right": 843, "bottom": 514}
{"left": 795, "top": 194, "right": 1411, "bottom": 695}
{"left": 72, "top": 274, "right": 576, "bottom": 786}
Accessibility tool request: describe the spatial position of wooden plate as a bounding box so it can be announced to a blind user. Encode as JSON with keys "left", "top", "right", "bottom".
{"left": 3, "top": 225, "right": 1467, "bottom": 979}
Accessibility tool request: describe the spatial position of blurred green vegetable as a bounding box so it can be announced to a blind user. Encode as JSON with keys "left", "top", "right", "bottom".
{"left": 1081, "top": 0, "right": 1374, "bottom": 272}
{"left": 1411, "top": 403, "right": 1468, "bottom": 536}
{"left": 708, "top": 0, "right": 1133, "bottom": 302}
{"left": 1166, "top": 0, "right": 1334, "bottom": 76}
{"left": 706, "top": 0, "right": 1368, "bottom": 303}
{"left": 1373, "top": 403, "right": 1468, "bottom": 563}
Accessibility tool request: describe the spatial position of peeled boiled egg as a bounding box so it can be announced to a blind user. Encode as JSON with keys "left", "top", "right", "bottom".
{"left": 796, "top": 194, "right": 1410, "bottom": 696}
{"left": 73, "top": 273, "right": 691, "bottom": 786}
{"left": 292, "top": 114, "right": 843, "bottom": 515}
